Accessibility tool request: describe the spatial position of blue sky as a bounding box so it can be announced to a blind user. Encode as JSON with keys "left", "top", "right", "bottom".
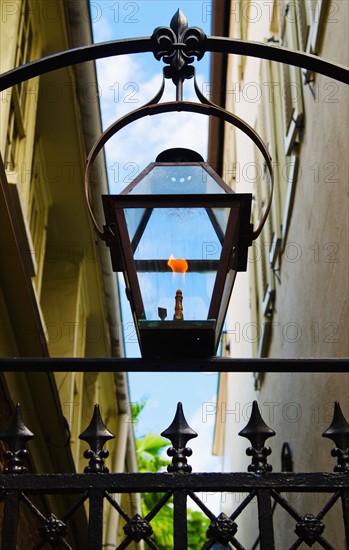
{"left": 91, "top": 0, "right": 212, "bottom": 181}
{"left": 91, "top": 1, "right": 222, "bottom": 480}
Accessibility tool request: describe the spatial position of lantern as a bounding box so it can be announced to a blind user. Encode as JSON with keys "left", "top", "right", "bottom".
{"left": 102, "top": 148, "right": 253, "bottom": 358}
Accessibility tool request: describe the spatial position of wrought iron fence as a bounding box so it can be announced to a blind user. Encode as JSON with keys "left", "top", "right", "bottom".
{"left": 1, "top": 400, "right": 348, "bottom": 550}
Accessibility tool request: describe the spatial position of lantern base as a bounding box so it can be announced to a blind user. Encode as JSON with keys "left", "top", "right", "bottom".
{"left": 138, "top": 320, "right": 216, "bottom": 359}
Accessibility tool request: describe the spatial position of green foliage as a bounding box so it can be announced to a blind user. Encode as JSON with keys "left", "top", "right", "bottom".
{"left": 187, "top": 510, "right": 210, "bottom": 548}
{"left": 132, "top": 400, "right": 210, "bottom": 548}
{"left": 136, "top": 430, "right": 174, "bottom": 546}
{"left": 136, "top": 433, "right": 169, "bottom": 473}
{"left": 130, "top": 399, "right": 147, "bottom": 424}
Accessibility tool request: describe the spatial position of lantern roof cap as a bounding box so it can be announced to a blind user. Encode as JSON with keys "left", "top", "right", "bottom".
{"left": 156, "top": 148, "right": 204, "bottom": 162}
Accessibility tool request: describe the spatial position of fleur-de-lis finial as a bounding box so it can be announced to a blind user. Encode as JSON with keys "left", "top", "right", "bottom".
{"left": 151, "top": 9, "right": 206, "bottom": 97}
{"left": 161, "top": 402, "right": 197, "bottom": 472}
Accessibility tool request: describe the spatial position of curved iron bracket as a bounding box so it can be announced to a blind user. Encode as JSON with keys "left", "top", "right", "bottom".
{"left": 85, "top": 99, "right": 273, "bottom": 241}
{"left": 0, "top": 29, "right": 348, "bottom": 93}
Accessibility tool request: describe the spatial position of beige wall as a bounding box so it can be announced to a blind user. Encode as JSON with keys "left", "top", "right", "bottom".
{"left": 213, "top": 1, "right": 348, "bottom": 547}
{"left": 0, "top": 2, "right": 138, "bottom": 545}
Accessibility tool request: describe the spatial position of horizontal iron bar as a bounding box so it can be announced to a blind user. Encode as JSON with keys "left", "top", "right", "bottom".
{"left": 0, "top": 358, "right": 348, "bottom": 372}
{"left": 134, "top": 259, "right": 219, "bottom": 272}
{"left": 107, "top": 194, "right": 249, "bottom": 207}
{"left": 1, "top": 472, "right": 348, "bottom": 492}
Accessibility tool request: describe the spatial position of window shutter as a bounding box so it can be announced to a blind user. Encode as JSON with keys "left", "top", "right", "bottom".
{"left": 307, "top": 0, "right": 328, "bottom": 54}
{"left": 279, "top": 1, "right": 305, "bottom": 155}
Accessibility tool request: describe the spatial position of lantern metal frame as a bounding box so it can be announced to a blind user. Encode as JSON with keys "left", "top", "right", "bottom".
{"left": 102, "top": 157, "right": 253, "bottom": 358}
{"left": 84, "top": 91, "right": 274, "bottom": 357}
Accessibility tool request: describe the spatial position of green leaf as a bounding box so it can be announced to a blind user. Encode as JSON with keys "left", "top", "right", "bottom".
{"left": 136, "top": 433, "right": 168, "bottom": 454}
{"left": 133, "top": 401, "right": 210, "bottom": 547}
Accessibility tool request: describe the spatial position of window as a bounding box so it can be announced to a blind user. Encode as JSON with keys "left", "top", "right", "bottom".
{"left": 4, "top": 0, "right": 35, "bottom": 172}
{"left": 250, "top": 103, "right": 276, "bottom": 358}
{"left": 3, "top": 0, "right": 43, "bottom": 286}
{"left": 305, "top": 0, "right": 328, "bottom": 54}
{"left": 260, "top": 60, "right": 283, "bottom": 259}
{"left": 262, "top": 58, "right": 301, "bottom": 250}
{"left": 249, "top": 54, "right": 303, "bottom": 358}
{"left": 295, "top": 0, "right": 312, "bottom": 51}
{"left": 295, "top": 0, "right": 328, "bottom": 88}
{"left": 29, "top": 144, "right": 51, "bottom": 296}
{"left": 279, "top": 1, "right": 305, "bottom": 155}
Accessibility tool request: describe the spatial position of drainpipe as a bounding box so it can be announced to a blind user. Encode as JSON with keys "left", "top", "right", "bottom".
{"left": 105, "top": 372, "right": 143, "bottom": 548}
{"left": 104, "top": 411, "right": 128, "bottom": 546}
{"left": 207, "top": 0, "right": 231, "bottom": 177}
{"left": 64, "top": 0, "right": 125, "bottom": 358}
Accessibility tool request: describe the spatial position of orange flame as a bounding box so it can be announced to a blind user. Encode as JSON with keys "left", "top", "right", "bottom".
{"left": 167, "top": 254, "right": 188, "bottom": 274}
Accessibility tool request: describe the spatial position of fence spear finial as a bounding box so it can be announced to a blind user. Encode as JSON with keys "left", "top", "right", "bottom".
{"left": 322, "top": 401, "right": 349, "bottom": 472}
{"left": 239, "top": 401, "right": 275, "bottom": 473}
{"left": 79, "top": 404, "right": 115, "bottom": 473}
{"left": 161, "top": 402, "right": 197, "bottom": 472}
{"left": 0, "top": 403, "right": 34, "bottom": 474}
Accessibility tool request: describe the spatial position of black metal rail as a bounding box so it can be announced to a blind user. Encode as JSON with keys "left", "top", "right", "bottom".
{"left": 0, "top": 36, "right": 348, "bottom": 93}
{"left": 0, "top": 357, "right": 348, "bottom": 372}
{"left": 1, "top": 401, "right": 349, "bottom": 550}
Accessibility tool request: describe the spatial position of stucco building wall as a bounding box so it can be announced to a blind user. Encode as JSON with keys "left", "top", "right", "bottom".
{"left": 211, "top": 1, "right": 348, "bottom": 547}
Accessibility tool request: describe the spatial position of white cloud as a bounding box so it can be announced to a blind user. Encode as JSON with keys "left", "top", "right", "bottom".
{"left": 96, "top": 55, "right": 145, "bottom": 124}
{"left": 104, "top": 109, "right": 208, "bottom": 193}
{"left": 92, "top": 13, "right": 114, "bottom": 42}
{"left": 186, "top": 399, "right": 223, "bottom": 515}
{"left": 95, "top": 53, "right": 209, "bottom": 193}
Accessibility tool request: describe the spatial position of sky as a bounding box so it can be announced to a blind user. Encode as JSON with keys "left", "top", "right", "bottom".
{"left": 91, "top": 0, "right": 212, "bottom": 179}
{"left": 90, "top": 0, "right": 223, "bottom": 487}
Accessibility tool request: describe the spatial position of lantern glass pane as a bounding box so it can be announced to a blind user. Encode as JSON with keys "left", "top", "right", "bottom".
{"left": 137, "top": 271, "right": 216, "bottom": 321}
{"left": 128, "top": 165, "right": 226, "bottom": 195}
{"left": 128, "top": 207, "right": 225, "bottom": 259}
{"left": 211, "top": 207, "right": 228, "bottom": 238}
{"left": 124, "top": 205, "right": 231, "bottom": 321}
{"left": 124, "top": 207, "right": 147, "bottom": 242}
